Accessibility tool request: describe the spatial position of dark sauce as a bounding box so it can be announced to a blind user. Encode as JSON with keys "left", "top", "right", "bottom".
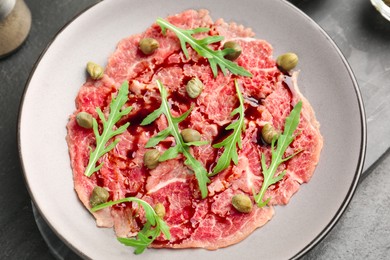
{"left": 128, "top": 94, "right": 161, "bottom": 124}
{"left": 282, "top": 74, "right": 294, "bottom": 100}
{"left": 211, "top": 123, "right": 232, "bottom": 146}
{"left": 124, "top": 191, "right": 140, "bottom": 198}
{"left": 159, "top": 139, "right": 174, "bottom": 150}
{"left": 169, "top": 90, "right": 192, "bottom": 109}
{"left": 245, "top": 104, "right": 260, "bottom": 121}
{"left": 94, "top": 173, "right": 105, "bottom": 188}
{"left": 168, "top": 90, "right": 194, "bottom": 128}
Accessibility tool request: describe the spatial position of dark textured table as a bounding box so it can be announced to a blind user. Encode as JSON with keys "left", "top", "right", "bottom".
{"left": 1, "top": 0, "right": 389, "bottom": 259}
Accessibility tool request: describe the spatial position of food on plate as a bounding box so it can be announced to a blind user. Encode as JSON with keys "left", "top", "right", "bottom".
{"left": 86, "top": 61, "right": 104, "bottom": 80}
{"left": 276, "top": 52, "right": 299, "bottom": 72}
{"left": 66, "top": 9, "right": 323, "bottom": 254}
{"left": 75, "top": 111, "right": 93, "bottom": 129}
{"left": 139, "top": 38, "right": 160, "bottom": 55}
{"left": 222, "top": 41, "right": 242, "bottom": 61}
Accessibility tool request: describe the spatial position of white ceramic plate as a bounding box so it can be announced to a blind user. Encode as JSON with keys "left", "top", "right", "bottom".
{"left": 18, "top": 0, "right": 366, "bottom": 259}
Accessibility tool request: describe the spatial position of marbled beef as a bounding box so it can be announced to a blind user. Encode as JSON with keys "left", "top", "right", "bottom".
{"left": 66, "top": 9, "right": 323, "bottom": 250}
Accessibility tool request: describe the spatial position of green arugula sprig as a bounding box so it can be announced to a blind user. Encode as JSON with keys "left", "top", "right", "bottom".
{"left": 253, "top": 101, "right": 303, "bottom": 207}
{"left": 91, "top": 197, "right": 171, "bottom": 254}
{"left": 156, "top": 18, "right": 252, "bottom": 78}
{"left": 84, "top": 81, "right": 132, "bottom": 177}
{"left": 210, "top": 80, "right": 245, "bottom": 176}
{"left": 141, "top": 80, "right": 210, "bottom": 198}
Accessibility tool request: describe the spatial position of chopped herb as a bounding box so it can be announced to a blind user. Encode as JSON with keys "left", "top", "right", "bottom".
{"left": 141, "top": 80, "right": 210, "bottom": 198}
{"left": 210, "top": 80, "right": 245, "bottom": 176}
{"left": 91, "top": 197, "right": 170, "bottom": 254}
{"left": 253, "top": 101, "right": 303, "bottom": 207}
{"left": 156, "top": 18, "right": 252, "bottom": 78}
{"left": 84, "top": 81, "right": 132, "bottom": 177}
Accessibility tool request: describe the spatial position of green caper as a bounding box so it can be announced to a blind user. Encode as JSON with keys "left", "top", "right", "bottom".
{"left": 223, "top": 41, "right": 242, "bottom": 61}
{"left": 86, "top": 62, "right": 104, "bottom": 80}
{"left": 76, "top": 111, "right": 93, "bottom": 129}
{"left": 143, "top": 149, "right": 160, "bottom": 169}
{"left": 181, "top": 128, "right": 201, "bottom": 143}
{"left": 185, "top": 77, "right": 204, "bottom": 98}
{"left": 261, "top": 123, "right": 279, "bottom": 144}
{"left": 154, "top": 203, "right": 166, "bottom": 219}
{"left": 90, "top": 186, "right": 109, "bottom": 207}
{"left": 276, "top": 52, "right": 298, "bottom": 72}
{"left": 231, "top": 194, "right": 253, "bottom": 213}
{"left": 139, "top": 38, "right": 159, "bottom": 55}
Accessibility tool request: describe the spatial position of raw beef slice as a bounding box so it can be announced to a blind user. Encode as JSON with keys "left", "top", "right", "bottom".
{"left": 66, "top": 9, "right": 323, "bottom": 250}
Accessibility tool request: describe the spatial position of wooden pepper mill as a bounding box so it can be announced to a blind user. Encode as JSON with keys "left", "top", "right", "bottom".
{"left": 0, "top": 0, "right": 31, "bottom": 58}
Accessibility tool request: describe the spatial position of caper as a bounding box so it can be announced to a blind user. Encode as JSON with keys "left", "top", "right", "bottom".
{"left": 86, "top": 62, "right": 104, "bottom": 80}
{"left": 186, "top": 77, "right": 204, "bottom": 98}
{"left": 181, "top": 128, "right": 201, "bottom": 143}
{"left": 261, "top": 123, "right": 279, "bottom": 144}
{"left": 231, "top": 194, "right": 253, "bottom": 213}
{"left": 143, "top": 149, "right": 160, "bottom": 169}
{"left": 90, "top": 186, "right": 109, "bottom": 207}
{"left": 154, "top": 202, "right": 166, "bottom": 219}
{"left": 139, "top": 38, "right": 159, "bottom": 55}
{"left": 276, "top": 52, "right": 298, "bottom": 72}
{"left": 76, "top": 111, "right": 93, "bottom": 129}
{"left": 223, "top": 41, "right": 242, "bottom": 61}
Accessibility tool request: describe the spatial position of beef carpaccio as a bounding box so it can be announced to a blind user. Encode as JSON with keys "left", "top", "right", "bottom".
{"left": 66, "top": 9, "right": 323, "bottom": 250}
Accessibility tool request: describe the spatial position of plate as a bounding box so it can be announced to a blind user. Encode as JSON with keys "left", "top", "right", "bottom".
{"left": 18, "top": 0, "right": 366, "bottom": 259}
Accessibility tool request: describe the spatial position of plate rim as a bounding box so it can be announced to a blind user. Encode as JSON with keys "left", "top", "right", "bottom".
{"left": 17, "top": 0, "right": 367, "bottom": 259}
{"left": 279, "top": 2, "right": 367, "bottom": 259}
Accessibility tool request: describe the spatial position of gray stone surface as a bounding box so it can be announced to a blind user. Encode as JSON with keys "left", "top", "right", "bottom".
{"left": 302, "top": 149, "right": 390, "bottom": 259}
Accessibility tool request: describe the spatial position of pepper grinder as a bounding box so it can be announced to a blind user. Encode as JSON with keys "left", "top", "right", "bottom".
{"left": 0, "top": 0, "right": 31, "bottom": 58}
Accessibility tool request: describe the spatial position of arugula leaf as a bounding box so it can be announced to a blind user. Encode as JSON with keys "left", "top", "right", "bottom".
{"left": 253, "top": 101, "right": 303, "bottom": 207}
{"left": 84, "top": 81, "right": 132, "bottom": 177}
{"left": 141, "top": 80, "right": 210, "bottom": 198}
{"left": 210, "top": 80, "right": 245, "bottom": 176}
{"left": 156, "top": 18, "right": 252, "bottom": 78}
{"left": 91, "top": 197, "right": 171, "bottom": 254}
